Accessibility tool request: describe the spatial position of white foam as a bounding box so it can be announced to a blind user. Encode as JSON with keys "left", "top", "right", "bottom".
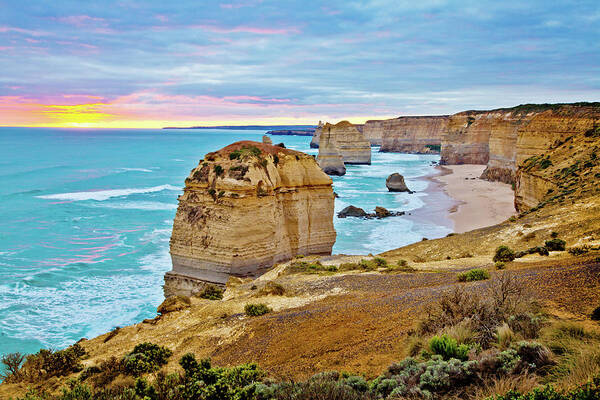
{"left": 91, "top": 201, "right": 178, "bottom": 211}
{"left": 38, "top": 184, "right": 181, "bottom": 202}
{"left": 115, "top": 167, "right": 154, "bottom": 173}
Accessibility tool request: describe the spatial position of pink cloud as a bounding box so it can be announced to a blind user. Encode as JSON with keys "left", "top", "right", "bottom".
{"left": 196, "top": 24, "right": 300, "bottom": 35}
{"left": 0, "top": 26, "right": 47, "bottom": 36}
{"left": 55, "top": 15, "right": 106, "bottom": 27}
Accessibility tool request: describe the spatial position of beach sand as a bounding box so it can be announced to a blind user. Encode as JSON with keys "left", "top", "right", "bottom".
{"left": 434, "top": 165, "right": 516, "bottom": 233}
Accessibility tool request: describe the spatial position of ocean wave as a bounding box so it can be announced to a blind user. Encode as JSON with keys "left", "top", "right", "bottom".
{"left": 90, "top": 201, "right": 178, "bottom": 211}
{"left": 37, "top": 184, "right": 181, "bottom": 202}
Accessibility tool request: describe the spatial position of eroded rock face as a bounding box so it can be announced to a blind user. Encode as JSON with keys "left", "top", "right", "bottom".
{"left": 386, "top": 173, "right": 412, "bottom": 193}
{"left": 262, "top": 135, "right": 272, "bottom": 144}
{"left": 317, "top": 125, "right": 346, "bottom": 176}
{"left": 320, "top": 121, "right": 371, "bottom": 164}
{"left": 310, "top": 121, "right": 323, "bottom": 148}
{"left": 379, "top": 116, "right": 449, "bottom": 153}
{"left": 166, "top": 141, "right": 336, "bottom": 297}
{"left": 514, "top": 106, "right": 600, "bottom": 211}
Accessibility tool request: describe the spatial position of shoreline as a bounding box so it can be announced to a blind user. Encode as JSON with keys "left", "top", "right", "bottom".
{"left": 431, "top": 164, "right": 516, "bottom": 233}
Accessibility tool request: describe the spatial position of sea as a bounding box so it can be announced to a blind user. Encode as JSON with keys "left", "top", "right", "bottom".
{"left": 0, "top": 127, "right": 452, "bottom": 357}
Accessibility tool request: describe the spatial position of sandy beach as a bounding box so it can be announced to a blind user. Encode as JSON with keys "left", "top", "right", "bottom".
{"left": 434, "top": 165, "right": 516, "bottom": 233}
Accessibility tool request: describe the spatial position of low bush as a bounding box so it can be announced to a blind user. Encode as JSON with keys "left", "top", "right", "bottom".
{"left": 568, "top": 245, "right": 590, "bottom": 255}
{"left": 289, "top": 260, "right": 338, "bottom": 273}
{"left": 6, "top": 343, "right": 86, "bottom": 383}
{"left": 198, "top": 284, "right": 224, "bottom": 300}
{"left": 458, "top": 268, "right": 490, "bottom": 282}
{"left": 0, "top": 352, "right": 25, "bottom": 381}
{"left": 545, "top": 239, "right": 566, "bottom": 251}
{"left": 122, "top": 343, "right": 172, "bottom": 376}
{"left": 494, "top": 246, "right": 516, "bottom": 262}
{"left": 508, "top": 313, "right": 545, "bottom": 339}
{"left": 495, "top": 261, "right": 506, "bottom": 270}
{"left": 244, "top": 303, "right": 271, "bottom": 317}
{"left": 488, "top": 377, "right": 600, "bottom": 400}
{"left": 258, "top": 281, "right": 286, "bottom": 296}
{"left": 429, "top": 334, "right": 470, "bottom": 360}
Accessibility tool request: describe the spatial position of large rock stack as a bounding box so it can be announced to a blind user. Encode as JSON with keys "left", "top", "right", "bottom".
{"left": 317, "top": 125, "right": 346, "bottom": 176}
{"left": 165, "top": 141, "right": 336, "bottom": 297}
{"left": 319, "top": 121, "right": 371, "bottom": 165}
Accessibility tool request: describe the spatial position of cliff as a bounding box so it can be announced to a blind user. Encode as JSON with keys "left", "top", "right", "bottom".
{"left": 317, "top": 125, "right": 346, "bottom": 175}
{"left": 320, "top": 120, "right": 371, "bottom": 164}
{"left": 166, "top": 141, "right": 336, "bottom": 296}
{"left": 379, "top": 116, "right": 449, "bottom": 153}
{"left": 514, "top": 106, "right": 600, "bottom": 211}
{"left": 310, "top": 121, "right": 323, "bottom": 148}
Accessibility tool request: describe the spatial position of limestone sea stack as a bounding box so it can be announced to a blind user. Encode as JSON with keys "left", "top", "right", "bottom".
{"left": 317, "top": 124, "right": 346, "bottom": 176}
{"left": 322, "top": 121, "right": 371, "bottom": 164}
{"left": 386, "top": 173, "right": 412, "bottom": 193}
{"left": 310, "top": 121, "right": 323, "bottom": 148}
{"left": 262, "top": 135, "right": 272, "bottom": 144}
{"left": 165, "top": 141, "right": 336, "bottom": 297}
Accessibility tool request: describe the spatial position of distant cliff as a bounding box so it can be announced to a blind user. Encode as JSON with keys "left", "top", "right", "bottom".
{"left": 378, "top": 116, "right": 449, "bottom": 153}
{"left": 166, "top": 141, "right": 336, "bottom": 296}
{"left": 266, "top": 129, "right": 314, "bottom": 136}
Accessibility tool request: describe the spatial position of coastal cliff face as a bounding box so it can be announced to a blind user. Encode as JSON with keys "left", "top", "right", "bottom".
{"left": 321, "top": 121, "right": 371, "bottom": 164}
{"left": 166, "top": 141, "right": 336, "bottom": 296}
{"left": 317, "top": 124, "right": 346, "bottom": 175}
{"left": 514, "top": 106, "right": 600, "bottom": 211}
{"left": 379, "top": 116, "right": 449, "bottom": 153}
{"left": 310, "top": 121, "right": 323, "bottom": 148}
{"left": 441, "top": 111, "right": 497, "bottom": 165}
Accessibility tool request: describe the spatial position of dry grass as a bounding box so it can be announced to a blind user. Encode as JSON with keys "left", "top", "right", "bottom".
{"left": 468, "top": 374, "right": 539, "bottom": 400}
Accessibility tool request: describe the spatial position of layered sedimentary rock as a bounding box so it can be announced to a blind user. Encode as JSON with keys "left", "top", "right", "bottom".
{"left": 441, "top": 111, "right": 496, "bottom": 165}
{"left": 362, "top": 120, "right": 385, "bottom": 146}
{"left": 310, "top": 121, "right": 323, "bottom": 148}
{"left": 317, "top": 125, "right": 346, "bottom": 175}
{"left": 379, "top": 116, "right": 449, "bottom": 153}
{"left": 320, "top": 121, "right": 371, "bottom": 164}
{"left": 514, "top": 105, "right": 600, "bottom": 211}
{"left": 166, "top": 141, "right": 336, "bottom": 297}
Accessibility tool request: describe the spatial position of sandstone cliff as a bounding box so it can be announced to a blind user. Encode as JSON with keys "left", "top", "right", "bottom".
{"left": 310, "top": 121, "right": 323, "bottom": 148}
{"left": 317, "top": 125, "right": 346, "bottom": 175}
{"left": 379, "top": 116, "right": 449, "bottom": 153}
{"left": 320, "top": 121, "right": 371, "bottom": 164}
{"left": 514, "top": 106, "right": 600, "bottom": 211}
{"left": 166, "top": 141, "right": 336, "bottom": 296}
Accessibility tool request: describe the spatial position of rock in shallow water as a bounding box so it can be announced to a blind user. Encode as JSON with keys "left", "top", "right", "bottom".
{"left": 386, "top": 173, "right": 413, "bottom": 193}
{"left": 338, "top": 205, "right": 405, "bottom": 219}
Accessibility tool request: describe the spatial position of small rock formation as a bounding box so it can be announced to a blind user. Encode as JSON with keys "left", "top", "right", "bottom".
{"left": 338, "top": 205, "right": 405, "bottom": 219}
{"left": 374, "top": 206, "right": 390, "bottom": 218}
{"left": 317, "top": 124, "right": 346, "bottom": 176}
{"left": 262, "top": 135, "right": 272, "bottom": 144}
{"left": 310, "top": 121, "right": 323, "bottom": 148}
{"left": 386, "top": 173, "right": 412, "bottom": 193}
{"left": 338, "top": 205, "right": 368, "bottom": 218}
{"left": 166, "top": 141, "right": 336, "bottom": 297}
{"left": 157, "top": 295, "right": 191, "bottom": 315}
{"left": 322, "top": 121, "right": 371, "bottom": 164}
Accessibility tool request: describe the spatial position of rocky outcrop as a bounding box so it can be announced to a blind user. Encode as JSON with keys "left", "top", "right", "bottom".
{"left": 317, "top": 126, "right": 346, "bottom": 176}
{"left": 310, "top": 121, "right": 323, "bottom": 148}
{"left": 338, "top": 205, "right": 405, "bottom": 219}
{"left": 166, "top": 141, "right": 336, "bottom": 297}
{"left": 262, "top": 135, "right": 272, "bottom": 144}
{"left": 513, "top": 105, "right": 600, "bottom": 211}
{"left": 386, "top": 173, "right": 412, "bottom": 193}
{"left": 320, "top": 121, "right": 371, "bottom": 164}
{"left": 379, "top": 116, "right": 449, "bottom": 153}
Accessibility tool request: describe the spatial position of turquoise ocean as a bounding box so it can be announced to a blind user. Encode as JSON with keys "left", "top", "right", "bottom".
{"left": 0, "top": 128, "right": 452, "bottom": 357}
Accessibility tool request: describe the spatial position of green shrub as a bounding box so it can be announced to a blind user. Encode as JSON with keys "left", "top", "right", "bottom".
{"left": 488, "top": 377, "right": 600, "bottom": 399}
{"left": 122, "top": 342, "right": 172, "bottom": 376}
{"left": 7, "top": 344, "right": 86, "bottom": 383}
{"left": 457, "top": 268, "right": 490, "bottom": 282}
{"left": 429, "top": 334, "right": 470, "bottom": 361}
{"left": 495, "top": 261, "right": 506, "bottom": 270}
{"left": 290, "top": 260, "right": 338, "bottom": 273}
{"left": 198, "top": 284, "right": 224, "bottom": 300}
{"left": 545, "top": 238, "right": 566, "bottom": 251}
{"left": 539, "top": 158, "right": 552, "bottom": 169}
{"left": 213, "top": 164, "right": 224, "bottom": 176}
{"left": 244, "top": 303, "right": 271, "bottom": 317}
{"left": 373, "top": 257, "right": 387, "bottom": 267}
{"left": 494, "top": 246, "right": 516, "bottom": 262}
{"left": 508, "top": 313, "right": 545, "bottom": 339}
{"left": 568, "top": 245, "right": 590, "bottom": 255}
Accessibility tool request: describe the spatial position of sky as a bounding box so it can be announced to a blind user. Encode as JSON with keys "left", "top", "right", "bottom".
{"left": 0, "top": 0, "right": 599, "bottom": 128}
